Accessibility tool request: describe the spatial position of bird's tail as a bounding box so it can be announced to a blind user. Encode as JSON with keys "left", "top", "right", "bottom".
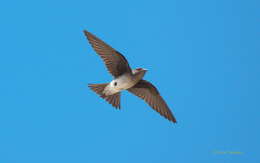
{"left": 88, "top": 83, "right": 121, "bottom": 109}
{"left": 88, "top": 83, "right": 108, "bottom": 96}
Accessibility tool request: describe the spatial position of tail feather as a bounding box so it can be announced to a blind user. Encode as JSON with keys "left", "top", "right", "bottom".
{"left": 88, "top": 83, "right": 121, "bottom": 109}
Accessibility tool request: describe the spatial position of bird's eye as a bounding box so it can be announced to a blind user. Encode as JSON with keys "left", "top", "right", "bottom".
{"left": 114, "top": 82, "right": 117, "bottom": 86}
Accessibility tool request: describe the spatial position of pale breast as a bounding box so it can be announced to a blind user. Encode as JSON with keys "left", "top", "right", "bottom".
{"left": 103, "top": 73, "right": 139, "bottom": 95}
{"left": 113, "top": 73, "right": 137, "bottom": 90}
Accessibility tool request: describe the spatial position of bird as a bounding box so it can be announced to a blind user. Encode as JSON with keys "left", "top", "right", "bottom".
{"left": 83, "top": 30, "right": 177, "bottom": 123}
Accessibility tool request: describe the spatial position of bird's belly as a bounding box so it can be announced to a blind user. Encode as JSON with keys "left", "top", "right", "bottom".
{"left": 115, "top": 74, "right": 136, "bottom": 90}
{"left": 103, "top": 74, "right": 138, "bottom": 96}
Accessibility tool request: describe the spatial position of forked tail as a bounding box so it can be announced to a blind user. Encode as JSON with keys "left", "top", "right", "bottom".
{"left": 88, "top": 83, "right": 121, "bottom": 109}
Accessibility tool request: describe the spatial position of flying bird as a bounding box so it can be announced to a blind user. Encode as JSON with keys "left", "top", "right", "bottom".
{"left": 83, "top": 30, "right": 177, "bottom": 123}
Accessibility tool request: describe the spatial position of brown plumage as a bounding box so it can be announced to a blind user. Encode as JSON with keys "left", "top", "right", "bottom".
{"left": 84, "top": 30, "right": 177, "bottom": 123}
{"left": 128, "top": 80, "right": 176, "bottom": 123}
{"left": 84, "top": 30, "right": 131, "bottom": 77}
{"left": 88, "top": 83, "right": 121, "bottom": 109}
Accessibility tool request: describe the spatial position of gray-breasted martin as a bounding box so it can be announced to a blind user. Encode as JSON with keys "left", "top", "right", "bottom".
{"left": 83, "top": 30, "right": 177, "bottom": 123}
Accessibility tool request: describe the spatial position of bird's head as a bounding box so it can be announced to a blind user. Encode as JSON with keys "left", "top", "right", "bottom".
{"left": 133, "top": 68, "right": 148, "bottom": 73}
{"left": 132, "top": 68, "right": 148, "bottom": 79}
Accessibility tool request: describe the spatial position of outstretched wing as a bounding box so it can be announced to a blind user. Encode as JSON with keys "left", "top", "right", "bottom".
{"left": 128, "top": 80, "right": 177, "bottom": 123}
{"left": 84, "top": 30, "right": 131, "bottom": 78}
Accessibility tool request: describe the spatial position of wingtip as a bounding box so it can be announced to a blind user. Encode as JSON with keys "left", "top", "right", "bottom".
{"left": 171, "top": 117, "right": 177, "bottom": 124}
{"left": 83, "top": 30, "right": 88, "bottom": 35}
{"left": 168, "top": 116, "right": 177, "bottom": 124}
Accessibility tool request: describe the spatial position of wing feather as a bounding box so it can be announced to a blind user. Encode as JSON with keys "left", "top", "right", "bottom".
{"left": 128, "top": 80, "right": 177, "bottom": 123}
{"left": 84, "top": 30, "right": 131, "bottom": 77}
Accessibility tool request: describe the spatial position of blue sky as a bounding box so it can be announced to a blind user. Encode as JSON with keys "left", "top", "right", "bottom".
{"left": 0, "top": 0, "right": 259, "bottom": 162}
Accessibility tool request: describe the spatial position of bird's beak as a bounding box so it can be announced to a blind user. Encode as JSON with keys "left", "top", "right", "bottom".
{"left": 143, "top": 68, "right": 148, "bottom": 71}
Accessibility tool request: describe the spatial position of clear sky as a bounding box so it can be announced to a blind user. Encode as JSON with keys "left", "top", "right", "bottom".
{"left": 0, "top": 0, "right": 259, "bottom": 162}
